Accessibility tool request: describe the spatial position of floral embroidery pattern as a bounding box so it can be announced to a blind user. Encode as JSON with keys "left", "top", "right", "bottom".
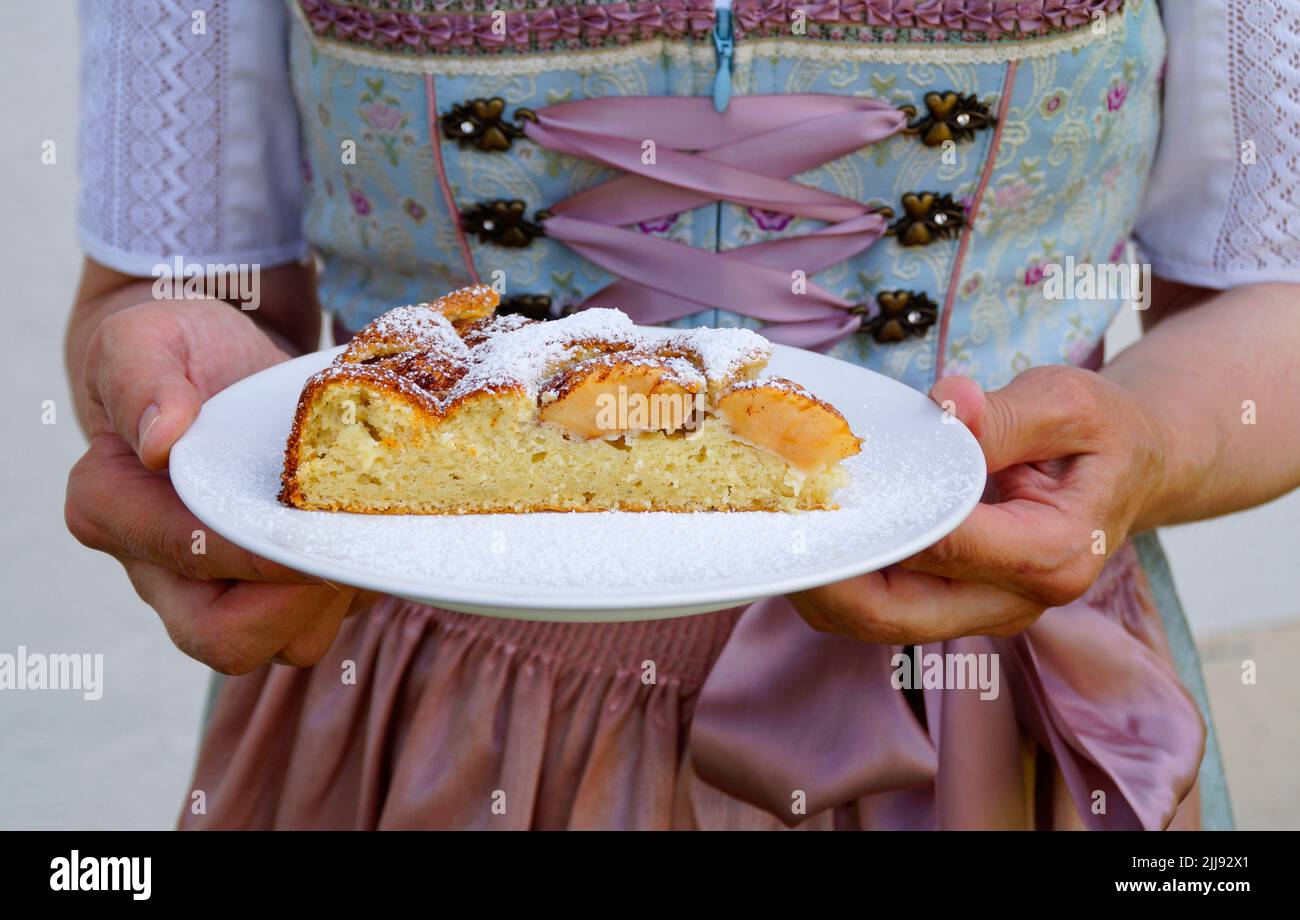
{"left": 746, "top": 208, "right": 793, "bottom": 232}
{"left": 992, "top": 177, "right": 1034, "bottom": 211}
{"left": 359, "top": 77, "right": 414, "bottom": 166}
{"left": 1040, "top": 89, "right": 1067, "bottom": 117}
{"left": 938, "top": 1, "right": 1163, "bottom": 389}
{"left": 638, "top": 213, "right": 679, "bottom": 234}
{"left": 403, "top": 198, "right": 427, "bottom": 222}
{"left": 342, "top": 178, "right": 380, "bottom": 251}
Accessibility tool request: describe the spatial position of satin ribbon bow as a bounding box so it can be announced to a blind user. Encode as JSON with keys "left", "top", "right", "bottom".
{"left": 687, "top": 544, "right": 1205, "bottom": 829}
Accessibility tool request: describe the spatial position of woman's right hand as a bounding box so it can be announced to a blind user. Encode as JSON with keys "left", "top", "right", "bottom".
{"left": 65, "top": 297, "right": 364, "bottom": 674}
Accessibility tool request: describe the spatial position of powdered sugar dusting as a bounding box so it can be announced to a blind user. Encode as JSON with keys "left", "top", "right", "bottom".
{"left": 171, "top": 342, "right": 986, "bottom": 618}
{"left": 661, "top": 326, "right": 772, "bottom": 386}
{"left": 460, "top": 312, "right": 535, "bottom": 346}
{"left": 347, "top": 305, "right": 785, "bottom": 412}
{"left": 450, "top": 308, "right": 639, "bottom": 400}
{"left": 367, "top": 305, "right": 456, "bottom": 341}
{"left": 732, "top": 376, "right": 816, "bottom": 399}
{"left": 341, "top": 306, "right": 468, "bottom": 364}
{"left": 180, "top": 422, "right": 978, "bottom": 597}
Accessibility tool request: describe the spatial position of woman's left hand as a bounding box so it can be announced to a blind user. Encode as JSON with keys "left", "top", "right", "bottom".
{"left": 790, "top": 364, "right": 1170, "bottom": 644}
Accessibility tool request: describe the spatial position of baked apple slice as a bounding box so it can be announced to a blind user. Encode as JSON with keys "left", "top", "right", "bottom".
{"left": 718, "top": 378, "right": 861, "bottom": 471}
{"left": 539, "top": 352, "right": 704, "bottom": 438}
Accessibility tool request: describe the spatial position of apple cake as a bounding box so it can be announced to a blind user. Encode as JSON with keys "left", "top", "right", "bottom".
{"left": 279, "top": 285, "right": 861, "bottom": 513}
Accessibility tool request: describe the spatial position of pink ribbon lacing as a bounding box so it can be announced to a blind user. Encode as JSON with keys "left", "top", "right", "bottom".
{"left": 525, "top": 95, "right": 907, "bottom": 350}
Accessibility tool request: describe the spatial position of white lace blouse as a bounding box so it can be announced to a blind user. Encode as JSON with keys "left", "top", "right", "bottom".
{"left": 1135, "top": 0, "right": 1300, "bottom": 287}
{"left": 77, "top": 0, "right": 306, "bottom": 275}
{"left": 77, "top": 0, "right": 1300, "bottom": 289}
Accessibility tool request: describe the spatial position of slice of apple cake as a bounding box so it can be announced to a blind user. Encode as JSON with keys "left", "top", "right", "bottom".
{"left": 280, "top": 285, "right": 860, "bottom": 513}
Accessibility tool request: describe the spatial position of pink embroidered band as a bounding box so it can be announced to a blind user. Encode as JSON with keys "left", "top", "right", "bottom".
{"left": 300, "top": 0, "right": 1126, "bottom": 57}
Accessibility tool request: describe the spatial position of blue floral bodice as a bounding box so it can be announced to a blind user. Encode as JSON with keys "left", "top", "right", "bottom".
{"left": 287, "top": 0, "right": 1162, "bottom": 392}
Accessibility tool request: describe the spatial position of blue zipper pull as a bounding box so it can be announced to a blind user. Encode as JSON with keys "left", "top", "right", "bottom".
{"left": 711, "top": 3, "right": 734, "bottom": 113}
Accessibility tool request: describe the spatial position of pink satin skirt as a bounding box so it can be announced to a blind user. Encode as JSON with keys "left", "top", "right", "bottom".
{"left": 180, "top": 542, "right": 1207, "bottom": 830}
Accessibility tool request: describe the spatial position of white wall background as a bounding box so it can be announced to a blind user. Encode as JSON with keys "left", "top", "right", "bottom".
{"left": 1, "top": 3, "right": 1296, "bottom": 830}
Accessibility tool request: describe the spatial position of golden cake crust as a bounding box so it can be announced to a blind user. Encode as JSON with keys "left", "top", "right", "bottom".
{"left": 280, "top": 287, "right": 860, "bottom": 513}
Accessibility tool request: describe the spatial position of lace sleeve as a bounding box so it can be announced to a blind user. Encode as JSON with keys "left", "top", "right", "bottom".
{"left": 77, "top": 0, "right": 306, "bottom": 275}
{"left": 1135, "top": 0, "right": 1300, "bottom": 288}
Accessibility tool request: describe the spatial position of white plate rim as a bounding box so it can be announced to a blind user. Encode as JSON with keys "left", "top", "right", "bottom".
{"left": 170, "top": 338, "right": 986, "bottom": 617}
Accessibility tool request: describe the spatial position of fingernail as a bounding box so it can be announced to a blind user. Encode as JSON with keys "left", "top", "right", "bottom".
{"left": 137, "top": 404, "right": 160, "bottom": 454}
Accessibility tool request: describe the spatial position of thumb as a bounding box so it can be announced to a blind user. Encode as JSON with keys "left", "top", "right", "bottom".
{"left": 933, "top": 368, "right": 1100, "bottom": 472}
{"left": 929, "top": 374, "right": 985, "bottom": 431}
{"left": 86, "top": 308, "right": 204, "bottom": 470}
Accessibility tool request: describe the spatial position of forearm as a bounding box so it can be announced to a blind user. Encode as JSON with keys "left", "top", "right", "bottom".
{"left": 65, "top": 258, "right": 321, "bottom": 434}
{"left": 1102, "top": 281, "right": 1300, "bottom": 530}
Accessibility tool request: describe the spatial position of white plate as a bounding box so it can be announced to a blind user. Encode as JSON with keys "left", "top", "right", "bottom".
{"left": 170, "top": 338, "right": 986, "bottom": 621}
